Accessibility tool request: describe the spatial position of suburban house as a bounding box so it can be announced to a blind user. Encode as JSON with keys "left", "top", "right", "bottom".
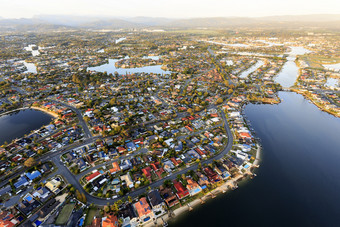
{"left": 133, "top": 197, "right": 154, "bottom": 224}
{"left": 102, "top": 214, "right": 118, "bottom": 227}
{"left": 147, "top": 190, "right": 165, "bottom": 217}
{"left": 173, "top": 180, "right": 190, "bottom": 199}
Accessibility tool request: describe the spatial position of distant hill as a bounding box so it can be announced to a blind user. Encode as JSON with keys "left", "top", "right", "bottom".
{"left": 0, "top": 18, "right": 69, "bottom": 32}
{"left": 78, "top": 19, "right": 142, "bottom": 29}
{"left": 0, "top": 14, "right": 340, "bottom": 31}
{"left": 161, "top": 15, "right": 340, "bottom": 29}
{"left": 124, "top": 17, "right": 175, "bottom": 26}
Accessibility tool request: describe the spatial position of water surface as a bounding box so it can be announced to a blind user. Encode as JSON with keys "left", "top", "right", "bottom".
{"left": 87, "top": 58, "right": 171, "bottom": 75}
{"left": 239, "top": 60, "right": 264, "bottom": 78}
{"left": 0, "top": 109, "right": 53, "bottom": 145}
{"left": 170, "top": 92, "right": 340, "bottom": 227}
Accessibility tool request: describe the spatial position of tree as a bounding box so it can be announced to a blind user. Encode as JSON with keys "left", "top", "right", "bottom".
{"left": 24, "top": 157, "right": 36, "bottom": 168}
{"left": 215, "top": 97, "right": 223, "bottom": 105}
{"left": 104, "top": 205, "right": 110, "bottom": 213}
{"left": 109, "top": 97, "right": 116, "bottom": 105}
{"left": 128, "top": 196, "right": 133, "bottom": 203}
{"left": 81, "top": 193, "right": 87, "bottom": 203}
{"left": 187, "top": 108, "right": 193, "bottom": 115}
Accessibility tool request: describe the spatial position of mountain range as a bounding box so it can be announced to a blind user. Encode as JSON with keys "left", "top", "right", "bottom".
{"left": 1, "top": 14, "right": 340, "bottom": 31}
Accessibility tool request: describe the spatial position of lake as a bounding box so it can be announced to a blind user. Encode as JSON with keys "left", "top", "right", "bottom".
{"left": 24, "top": 44, "right": 40, "bottom": 57}
{"left": 0, "top": 109, "right": 54, "bottom": 145}
{"left": 170, "top": 91, "right": 340, "bottom": 227}
{"left": 22, "top": 61, "right": 37, "bottom": 74}
{"left": 87, "top": 58, "right": 172, "bottom": 75}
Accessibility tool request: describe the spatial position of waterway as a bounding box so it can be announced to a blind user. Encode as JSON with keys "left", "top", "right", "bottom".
{"left": 0, "top": 109, "right": 54, "bottom": 145}
{"left": 275, "top": 46, "right": 312, "bottom": 87}
{"left": 24, "top": 44, "right": 40, "bottom": 56}
{"left": 170, "top": 91, "right": 340, "bottom": 227}
{"left": 87, "top": 57, "right": 172, "bottom": 75}
{"left": 239, "top": 60, "right": 264, "bottom": 78}
{"left": 170, "top": 45, "right": 340, "bottom": 226}
{"left": 22, "top": 61, "right": 37, "bottom": 74}
{"left": 323, "top": 63, "right": 340, "bottom": 72}
{"left": 325, "top": 77, "right": 338, "bottom": 88}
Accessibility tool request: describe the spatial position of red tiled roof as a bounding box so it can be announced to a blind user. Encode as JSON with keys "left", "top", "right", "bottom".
{"left": 173, "top": 180, "right": 189, "bottom": 199}
{"left": 86, "top": 171, "right": 101, "bottom": 182}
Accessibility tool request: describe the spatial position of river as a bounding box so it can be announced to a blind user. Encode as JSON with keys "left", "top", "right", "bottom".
{"left": 170, "top": 45, "right": 340, "bottom": 226}
{"left": 0, "top": 109, "right": 54, "bottom": 145}
{"left": 274, "top": 46, "right": 311, "bottom": 87}
{"left": 170, "top": 91, "right": 340, "bottom": 226}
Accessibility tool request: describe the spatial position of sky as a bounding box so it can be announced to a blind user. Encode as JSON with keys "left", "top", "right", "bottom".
{"left": 0, "top": 0, "right": 340, "bottom": 19}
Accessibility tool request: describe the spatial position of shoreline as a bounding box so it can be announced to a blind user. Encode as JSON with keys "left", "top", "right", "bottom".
{"left": 148, "top": 174, "right": 249, "bottom": 227}
{"left": 145, "top": 101, "right": 263, "bottom": 226}
{"left": 291, "top": 89, "right": 340, "bottom": 118}
{"left": 0, "top": 107, "right": 29, "bottom": 117}
{"left": 30, "top": 106, "right": 60, "bottom": 118}
{"left": 0, "top": 107, "right": 58, "bottom": 146}
{"left": 0, "top": 106, "right": 59, "bottom": 119}
{"left": 147, "top": 147, "right": 262, "bottom": 226}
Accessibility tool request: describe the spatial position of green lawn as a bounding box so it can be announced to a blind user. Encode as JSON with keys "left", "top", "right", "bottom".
{"left": 55, "top": 203, "right": 75, "bottom": 225}
{"left": 300, "top": 55, "right": 340, "bottom": 69}
{"left": 84, "top": 208, "right": 100, "bottom": 226}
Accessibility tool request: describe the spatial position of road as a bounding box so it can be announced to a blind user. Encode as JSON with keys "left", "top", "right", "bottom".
{"left": 2, "top": 55, "right": 235, "bottom": 206}
{"left": 49, "top": 99, "right": 93, "bottom": 139}
{"left": 49, "top": 109, "right": 233, "bottom": 206}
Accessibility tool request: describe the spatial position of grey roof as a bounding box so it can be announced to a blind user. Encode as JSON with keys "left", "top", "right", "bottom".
{"left": 0, "top": 185, "right": 11, "bottom": 196}
{"left": 147, "top": 190, "right": 164, "bottom": 207}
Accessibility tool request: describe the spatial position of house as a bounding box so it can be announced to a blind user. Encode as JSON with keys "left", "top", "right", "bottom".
{"left": 134, "top": 197, "right": 154, "bottom": 223}
{"left": 214, "top": 165, "right": 231, "bottom": 179}
{"left": 40, "top": 163, "right": 52, "bottom": 173}
{"left": 120, "top": 173, "right": 134, "bottom": 188}
{"left": 86, "top": 170, "right": 102, "bottom": 183}
{"left": 147, "top": 190, "right": 165, "bottom": 216}
{"left": 162, "top": 160, "right": 175, "bottom": 173}
{"left": 159, "top": 186, "right": 179, "bottom": 208}
{"left": 203, "top": 167, "right": 221, "bottom": 182}
{"left": 186, "top": 178, "right": 202, "bottom": 196}
{"left": 0, "top": 185, "right": 11, "bottom": 197}
{"left": 110, "top": 162, "right": 121, "bottom": 174}
{"left": 77, "top": 158, "right": 87, "bottom": 171}
{"left": 173, "top": 180, "right": 189, "bottom": 199}
{"left": 118, "top": 203, "right": 138, "bottom": 227}
{"left": 26, "top": 171, "right": 41, "bottom": 181}
{"left": 142, "top": 167, "right": 152, "bottom": 180}
{"left": 117, "top": 146, "right": 127, "bottom": 154}
{"left": 0, "top": 210, "right": 17, "bottom": 227}
{"left": 38, "top": 198, "right": 61, "bottom": 220}
{"left": 196, "top": 172, "right": 209, "bottom": 189}
{"left": 126, "top": 142, "right": 137, "bottom": 152}
{"left": 32, "top": 187, "right": 50, "bottom": 202}
{"left": 14, "top": 176, "right": 29, "bottom": 189}
{"left": 102, "top": 215, "right": 118, "bottom": 227}
{"left": 120, "top": 159, "right": 132, "bottom": 171}
{"left": 45, "top": 179, "right": 61, "bottom": 193}
{"left": 91, "top": 217, "right": 102, "bottom": 227}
